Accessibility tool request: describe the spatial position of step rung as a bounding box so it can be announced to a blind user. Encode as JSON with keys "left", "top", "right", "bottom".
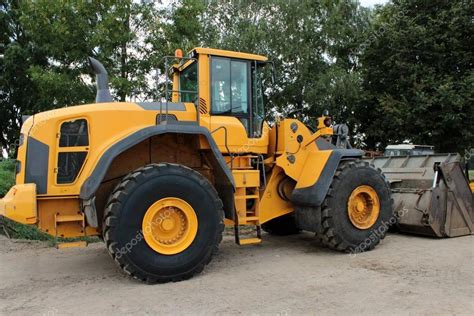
{"left": 238, "top": 217, "right": 259, "bottom": 225}
{"left": 242, "top": 216, "right": 258, "bottom": 221}
{"left": 56, "top": 241, "right": 88, "bottom": 249}
{"left": 55, "top": 214, "right": 84, "bottom": 223}
{"left": 238, "top": 238, "right": 262, "bottom": 245}
{"left": 235, "top": 195, "right": 259, "bottom": 200}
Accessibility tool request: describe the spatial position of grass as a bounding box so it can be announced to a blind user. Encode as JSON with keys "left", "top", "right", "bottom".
{"left": 0, "top": 215, "right": 99, "bottom": 246}
{"left": 469, "top": 170, "right": 474, "bottom": 181}
{"left": 0, "top": 159, "right": 15, "bottom": 197}
{"left": 0, "top": 215, "right": 98, "bottom": 245}
{"left": 0, "top": 159, "right": 98, "bottom": 244}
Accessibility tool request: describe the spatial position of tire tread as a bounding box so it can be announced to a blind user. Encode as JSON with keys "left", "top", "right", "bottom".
{"left": 102, "top": 163, "right": 224, "bottom": 284}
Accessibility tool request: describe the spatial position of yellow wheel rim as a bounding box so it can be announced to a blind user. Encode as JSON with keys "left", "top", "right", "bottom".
{"left": 142, "top": 197, "right": 198, "bottom": 255}
{"left": 347, "top": 185, "right": 380, "bottom": 229}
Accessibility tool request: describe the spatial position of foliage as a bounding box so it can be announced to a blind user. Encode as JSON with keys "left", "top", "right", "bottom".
{"left": 1, "top": 0, "right": 165, "bottom": 157}
{"left": 201, "top": 0, "right": 371, "bottom": 131}
{"left": 356, "top": 0, "right": 473, "bottom": 152}
{"left": 0, "top": 159, "right": 15, "bottom": 197}
{"left": 0, "top": 215, "right": 52, "bottom": 241}
{"left": 0, "top": 0, "right": 39, "bottom": 156}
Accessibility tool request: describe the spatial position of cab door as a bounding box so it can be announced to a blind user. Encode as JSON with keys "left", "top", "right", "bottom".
{"left": 209, "top": 57, "right": 268, "bottom": 154}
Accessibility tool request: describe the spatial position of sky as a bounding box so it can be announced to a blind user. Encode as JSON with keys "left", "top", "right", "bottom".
{"left": 359, "top": 0, "right": 389, "bottom": 7}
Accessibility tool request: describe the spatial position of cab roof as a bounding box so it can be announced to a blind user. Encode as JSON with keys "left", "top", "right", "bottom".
{"left": 191, "top": 47, "right": 268, "bottom": 62}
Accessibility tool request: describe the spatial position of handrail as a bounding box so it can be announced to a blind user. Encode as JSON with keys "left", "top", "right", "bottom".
{"left": 211, "top": 125, "right": 233, "bottom": 170}
{"left": 157, "top": 55, "right": 198, "bottom": 124}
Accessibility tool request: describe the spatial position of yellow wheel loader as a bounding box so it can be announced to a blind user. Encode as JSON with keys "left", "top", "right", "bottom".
{"left": 0, "top": 48, "right": 472, "bottom": 283}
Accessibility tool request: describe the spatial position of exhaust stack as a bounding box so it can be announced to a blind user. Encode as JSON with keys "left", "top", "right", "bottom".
{"left": 88, "top": 57, "right": 113, "bottom": 103}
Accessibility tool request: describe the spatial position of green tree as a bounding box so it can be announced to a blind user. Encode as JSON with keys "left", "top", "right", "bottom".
{"left": 357, "top": 0, "right": 473, "bottom": 152}
{"left": 146, "top": 0, "right": 208, "bottom": 99}
{"left": 1, "top": 0, "right": 164, "bottom": 156}
{"left": 200, "top": 0, "right": 370, "bottom": 130}
{"left": 0, "top": 0, "right": 44, "bottom": 155}
{"left": 20, "top": 0, "right": 160, "bottom": 102}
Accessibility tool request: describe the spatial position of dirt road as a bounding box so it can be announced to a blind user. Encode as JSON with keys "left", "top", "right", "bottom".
{"left": 0, "top": 233, "right": 473, "bottom": 315}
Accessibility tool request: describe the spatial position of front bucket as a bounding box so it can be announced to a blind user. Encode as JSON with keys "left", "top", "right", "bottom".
{"left": 366, "top": 154, "right": 473, "bottom": 237}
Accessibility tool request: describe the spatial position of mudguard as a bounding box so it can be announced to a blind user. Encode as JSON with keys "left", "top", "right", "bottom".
{"left": 291, "top": 149, "right": 363, "bottom": 208}
{"left": 79, "top": 123, "right": 235, "bottom": 218}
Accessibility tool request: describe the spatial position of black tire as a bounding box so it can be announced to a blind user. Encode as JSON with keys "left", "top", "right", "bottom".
{"left": 318, "top": 160, "right": 393, "bottom": 253}
{"left": 261, "top": 215, "right": 301, "bottom": 236}
{"left": 102, "top": 163, "right": 224, "bottom": 284}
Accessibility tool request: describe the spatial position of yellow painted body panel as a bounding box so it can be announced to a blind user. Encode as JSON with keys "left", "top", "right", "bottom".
{"left": 232, "top": 169, "right": 260, "bottom": 188}
{"left": 210, "top": 116, "right": 269, "bottom": 154}
{"left": 294, "top": 151, "right": 332, "bottom": 188}
{"left": 17, "top": 102, "right": 196, "bottom": 197}
{"left": 38, "top": 197, "right": 99, "bottom": 237}
{"left": 198, "top": 54, "right": 211, "bottom": 124}
{"left": 273, "top": 119, "right": 333, "bottom": 189}
{"left": 258, "top": 167, "right": 294, "bottom": 224}
{"left": 0, "top": 184, "right": 37, "bottom": 224}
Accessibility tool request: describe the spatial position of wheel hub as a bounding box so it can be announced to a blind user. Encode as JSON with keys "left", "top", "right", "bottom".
{"left": 142, "top": 197, "right": 198, "bottom": 255}
{"left": 347, "top": 185, "right": 380, "bottom": 229}
{"left": 161, "top": 218, "right": 175, "bottom": 231}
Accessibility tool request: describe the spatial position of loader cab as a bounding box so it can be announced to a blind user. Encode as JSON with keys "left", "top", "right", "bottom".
{"left": 173, "top": 48, "right": 270, "bottom": 154}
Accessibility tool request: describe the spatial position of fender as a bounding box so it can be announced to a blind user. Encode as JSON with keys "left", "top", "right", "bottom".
{"left": 291, "top": 148, "right": 364, "bottom": 207}
{"left": 79, "top": 122, "right": 235, "bottom": 218}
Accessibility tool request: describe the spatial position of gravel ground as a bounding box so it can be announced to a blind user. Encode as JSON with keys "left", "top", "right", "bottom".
{"left": 0, "top": 233, "right": 473, "bottom": 315}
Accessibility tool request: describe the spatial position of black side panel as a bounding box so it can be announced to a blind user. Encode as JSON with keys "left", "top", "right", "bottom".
{"left": 291, "top": 149, "right": 363, "bottom": 208}
{"left": 316, "top": 138, "right": 336, "bottom": 150}
{"left": 79, "top": 124, "right": 235, "bottom": 217}
{"left": 25, "top": 137, "right": 49, "bottom": 194}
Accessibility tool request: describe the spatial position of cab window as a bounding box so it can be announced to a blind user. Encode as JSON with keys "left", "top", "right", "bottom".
{"left": 252, "top": 62, "right": 265, "bottom": 137}
{"left": 57, "top": 119, "right": 89, "bottom": 184}
{"left": 180, "top": 62, "right": 198, "bottom": 102}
